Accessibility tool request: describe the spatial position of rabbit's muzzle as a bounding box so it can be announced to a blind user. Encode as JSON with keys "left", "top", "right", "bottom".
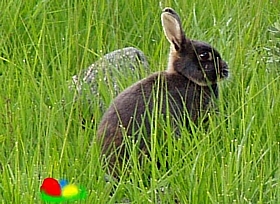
{"left": 219, "top": 60, "right": 229, "bottom": 79}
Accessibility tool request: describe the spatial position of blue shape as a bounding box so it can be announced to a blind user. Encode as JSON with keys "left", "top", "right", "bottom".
{"left": 59, "top": 179, "right": 68, "bottom": 188}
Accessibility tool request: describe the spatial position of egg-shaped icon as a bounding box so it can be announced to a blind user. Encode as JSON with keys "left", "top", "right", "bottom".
{"left": 40, "top": 178, "right": 61, "bottom": 196}
{"left": 62, "top": 184, "right": 79, "bottom": 197}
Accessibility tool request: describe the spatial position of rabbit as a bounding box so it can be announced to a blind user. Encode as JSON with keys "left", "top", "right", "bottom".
{"left": 97, "top": 7, "right": 229, "bottom": 177}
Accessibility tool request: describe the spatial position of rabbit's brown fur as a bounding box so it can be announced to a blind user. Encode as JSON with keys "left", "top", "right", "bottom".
{"left": 97, "top": 8, "right": 229, "bottom": 177}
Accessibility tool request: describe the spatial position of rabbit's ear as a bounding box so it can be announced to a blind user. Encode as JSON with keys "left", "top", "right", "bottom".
{"left": 161, "top": 8, "right": 186, "bottom": 51}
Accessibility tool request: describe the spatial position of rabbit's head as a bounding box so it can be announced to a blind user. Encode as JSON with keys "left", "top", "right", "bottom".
{"left": 161, "top": 8, "right": 229, "bottom": 86}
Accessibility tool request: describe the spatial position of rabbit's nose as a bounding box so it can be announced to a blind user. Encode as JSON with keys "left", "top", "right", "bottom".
{"left": 220, "top": 60, "right": 229, "bottom": 78}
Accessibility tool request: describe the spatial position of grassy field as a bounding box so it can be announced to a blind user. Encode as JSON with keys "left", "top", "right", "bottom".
{"left": 0, "top": 0, "right": 280, "bottom": 203}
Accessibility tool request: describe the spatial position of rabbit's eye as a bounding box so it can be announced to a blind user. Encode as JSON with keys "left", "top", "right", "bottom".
{"left": 198, "top": 52, "right": 213, "bottom": 61}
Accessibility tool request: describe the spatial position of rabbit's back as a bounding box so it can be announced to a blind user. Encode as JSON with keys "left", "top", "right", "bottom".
{"left": 97, "top": 71, "right": 217, "bottom": 165}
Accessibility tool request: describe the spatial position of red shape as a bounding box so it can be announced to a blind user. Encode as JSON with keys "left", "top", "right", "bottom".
{"left": 40, "top": 178, "right": 61, "bottom": 196}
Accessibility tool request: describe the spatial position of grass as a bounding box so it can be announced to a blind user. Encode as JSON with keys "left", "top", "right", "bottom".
{"left": 0, "top": 0, "right": 280, "bottom": 203}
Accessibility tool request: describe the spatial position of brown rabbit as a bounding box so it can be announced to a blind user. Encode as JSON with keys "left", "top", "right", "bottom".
{"left": 97, "top": 7, "right": 229, "bottom": 177}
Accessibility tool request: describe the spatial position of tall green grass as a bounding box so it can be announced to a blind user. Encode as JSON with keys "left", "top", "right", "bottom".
{"left": 0, "top": 0, "right": 279, "bottom": 203}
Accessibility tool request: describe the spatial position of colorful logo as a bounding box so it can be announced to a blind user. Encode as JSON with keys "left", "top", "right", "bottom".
{"left": 40, "top": 177, "right": 87, "bottom": 202}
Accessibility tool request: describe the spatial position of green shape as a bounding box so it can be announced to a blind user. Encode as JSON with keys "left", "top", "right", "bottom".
{"left": 40, "top": 186, "right": 87, "bottom": 202}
